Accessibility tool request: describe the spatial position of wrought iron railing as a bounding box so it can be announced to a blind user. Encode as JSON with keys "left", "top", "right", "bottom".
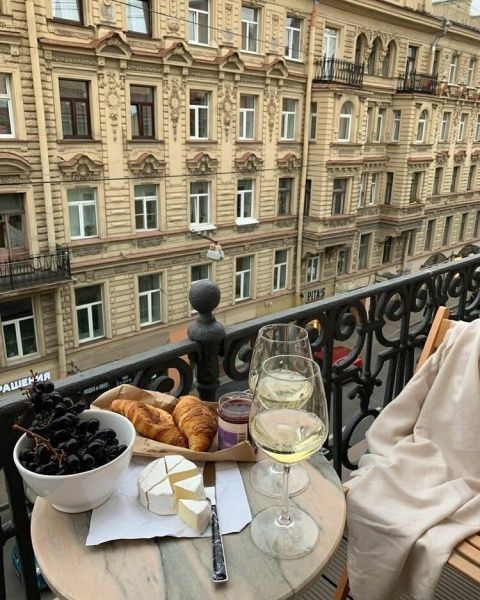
{"left": 397, "top": 71, "right": 438, "bottom": 94}
{"left": 314, "top": 57, "right": 364, "bottom": 87}
{"left": 0, "top": 246, "right": 71, "bottom": 291}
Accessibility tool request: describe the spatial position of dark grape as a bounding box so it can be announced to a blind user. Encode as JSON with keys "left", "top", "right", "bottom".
{"left": 33, "top": 382, "right": 46, "bottom": 394}
{"left": 42, "top": 398, "right": 54, "bottom": 411}
{"left": 81, "top": 453, "right": 95, "bottom": 468}
{"left": 50, "top": 429, "right": 70, "bottom": 445}
{"left": 64, "top": 412, "right": 79, "bottom": 426}
{"left": 20, "top": 448, "right": 34, "bottom": 462}
{"left": 116, "top": 444, "right": 127, "bottom": 457}
{"left": 76, "top": 420, "right": 89, "bottom": 434}
{"left": 51, "top": 391, "right": 63, "bottom": 403}
{"left": 66, "top": 455, "right": 80, "bottom": 471}
{"left": 44, "top": 381, "right": 55, "bottom": 394}
{"left": 37, "top": 444, "right": 52, "bottom": 463}
{"left": 86, "top": 418, "right": 100, "bottom": 433}
{"left": 53, "top": 403, "right": 67, "bottom": 416}
{"left": 71, "top": 402, "right": 86, "bottom": 414}
{"left": 36, "top": 461, "right": 58, "bottom": 475}
{"left": 64, "top": 438, "right": 79, "bottom": 453}
{"left": 63, "top": 398, "right": 74, "bottom": 408}
{"left": 51, "top": 416, "right": 72, "bottom": 430}
{"left": 87, "top": 440, "right": 106, "bottom": 456}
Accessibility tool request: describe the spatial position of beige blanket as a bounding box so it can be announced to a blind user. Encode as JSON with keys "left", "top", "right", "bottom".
{"left": 347, "top": 318, "right": 480, "bottom": 600}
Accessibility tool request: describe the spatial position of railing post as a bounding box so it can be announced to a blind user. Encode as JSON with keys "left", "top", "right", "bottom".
{"left": 188, "top": 280, "right": 225, "bottom": 401}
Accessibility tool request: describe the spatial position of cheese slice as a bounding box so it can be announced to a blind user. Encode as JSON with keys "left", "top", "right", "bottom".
{"left": 166, "top": 456, "right": 198, "bottom": 486}
{"left": 164, "top": 454, "right": 183, "bottom": 473}
{"left": 178, "top": 499, "right": 211, "bottom": 534}
{"left": 145, "top": 478, "right": 176, "bottom": 515}
{"left": 137, "top": 458, "right": 167, "bottom": 507}
{"left": 173, "top": 474, "right": 206, "bottom": 502}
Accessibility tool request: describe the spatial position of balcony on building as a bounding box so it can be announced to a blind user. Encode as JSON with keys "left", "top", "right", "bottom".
{"left": 314, "top": 56, "right": 364, "bottom": 87}
{"left": 0, "top": 246, "right": 71, "bottom": 292}
{"left": 397, "top": 71, "right": 438, "bottom": 94}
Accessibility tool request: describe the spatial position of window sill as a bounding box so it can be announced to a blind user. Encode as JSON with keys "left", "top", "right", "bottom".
{"left": 284, "top": 57, "right": 304, "bottom": 64}
{"left": 187, "top": 139, "right": 218, "bottom": 144}
{"left": 236, "top": 218, "right": 259, "bottom": 226}
{"left": 6, "top": 353, "right": 41, "bottom": 368}
{"left": 78, "top": 336, "right": 106, "bottom": 347}
{"left": 240, "top": 50, "right": 262, "bottom": 56}
{"left": 129, "top": 138, "right": 163, "bottom": 144}
{"left": 58, "top": 138, "right": 100, "bottom": 144}
{"left": 235, "top": 297, "right": 252, "bottom": 304}
{"left": 125, "top": 31, "right": 153, "bottom": 39}
{"left": 189, "top": 224, "right": 217, "bottom": 233}
{"left": 279, "top": 139, "right": 299, "bottom": 143}
{"left": 70, "top": 236, "right": 100, "bottom": 244}
{"left": 140, "top": 321, "right": 164, "bottom": 330}
{"left": 48, "top": 17, "right": 92, "bottom": 29}
{"left": 236, "top": 139, "right": 262, "bottom": 144}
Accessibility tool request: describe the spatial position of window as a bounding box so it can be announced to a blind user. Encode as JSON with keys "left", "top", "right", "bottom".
{"left": 190, "top": 181, "right": 210, "bottom": 228}
{"left": 1, "top": 299, "right": 37, "bottom": 360}
{"left": 332, "top": 178, "right": 347, "bottom": 215}
{"left": 237, "top": 179, "right": 254, "bottom": 222}
{"left": 440, "top": 111, "right": 451, "bottom": 142}
{"left": 239, "top": 95, "right": 255, "bottom": 140}
{"left": 285, "top": 16, "right": 301, "bottom": 60}
{"left": 475, "top": 211, "right": 480, "bottom": 238}
{"left": 138, "top": 274, "right": 161, "bottom": 326}
{"left": 385, "top": 172, "right": 394, "bottom": 205}
{"left": 410, "top": 172, "right": 422, "bottom": 202}
{"left": 189, "top": 0, "right": 209, "bottom": 45}
{"left": 365, "top": 106, "right": 373, "bottom": 142}
{"left": 67, "top": 188, "right": 97, "bottom": 239}
{"left": 467, "top": 165, "right": 477, "bottom": 191}
{"left": 357, "top": 233, "right": 371, "bottom": 270}
{"left": 405, "top": 45, "right": 417, "bottom": 77}
{"left": 126, "top": 0, "right": 151, "bottom": 35}
{"left": 358, "top": 173, "right": 367, "bottom": 207}
{"left": 432, "top": 167, "right": 443, "bottom": 195}
{"left": 191, "top": 264, "right": 210, "bottom": 284}
{"left": 442, "top": 216, "right": 452, "bottom": 246}
{"left": 457, "top": 113, "right": 468, "bottom": 142}
{"left": 432, "top": 48, "right": 440, "bottom": 77}
{"left": 407, "top": 231, "right": 416, "bottom": 256}
{"left": 281, "top": 98, "right": 297, "bottom": 140}
{"left": 374, "top": 108, "right": 385, "bottom": 142}
{"left": 459, "top": 213, "right": 468, "bottom": 241}
{"left": 304, "top": 179, "right": 312, "bottom": 216}
{"left": 130, "top": 85, "right": 154, "bottom": 138}
{"left": 391, "top": 109, "right": 401, "bottom": 142}
{"left": 306, "top": 256, "right": 320, "bottom": 283}
{"left": 416, "top": 109, "right": 427, "bottom": 142}
{"left": 0, "top": 194, "right": 25, "bottom": 251}
{"left": 310, "top": 102, "right": 317, "bottom": 140}
{"left": 273, "top": 250, "right": 288, "bottom": 291}
{"left": 338, "top": 102, "right": 353, "bottom": 142}
{"left": 367, "top": 39, "right": 381, "bottom": 76}
{"left": 51, "top": 0, "right": 82, "bottom": 23}
{"left": 382, "top": 41, "right": 395, "bottom": 77}
{"left": 235, "top": 256, "right": 252, "bottom": 301}
{"left": 0, "top": 74, "right": 14, "bottom": 138}
{"left": 369, "top": 173, "right": 378, "bottom": 205}
{"left": 75, "top": 286, "right": 104, "bottom": 342}
{"left": 382, "top": 237, "right": 394, "bottom": 264}
{"left": 189, "top": 91, "right": 209, "bottom": 139}
{"left": 467, "top": 58, "right": 476, "bottom": 87}
{"left": 450, "top": 166, "right": 460, "bottom": 192}
{"left": 476, "top": 115, "right": 480, "bottom": 141}
{"left": 337, "top": 248, "right": 349, "bottom": 275}
{"left": 59, "top": 79, "right": 91, "bottom": 138}
{"left": 323, "top": 28, "right": 338, "bottom": 59}
{"left": 278, "top": 177, "right": 293, "bottom": 215}
{"left": 134, "top": 184, "right": 157, "bottom": 230}
{"left": 424, "top": 219, "right": 435, "bottom": 251}
{"left": 241, "top": 6, "right": 258, "bottom": 53}
{"left": 449, "top": 54, "right": 458, "bottom": 84}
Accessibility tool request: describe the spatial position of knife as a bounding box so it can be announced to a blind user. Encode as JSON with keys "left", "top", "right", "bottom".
{"left": 203, "top": 462, "right": 228, "bottom": 583}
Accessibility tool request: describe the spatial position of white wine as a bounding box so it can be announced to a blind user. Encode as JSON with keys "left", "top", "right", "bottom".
{"left": 250, "top": 409, "right": 327, "bottom": 464}
{"left": 255, "top": 369, "right": 313, "bottom": 409}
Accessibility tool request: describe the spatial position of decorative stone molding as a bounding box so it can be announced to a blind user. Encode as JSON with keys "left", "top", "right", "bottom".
{"left": 100, "top": 0, "right": 117, "bottom": 24}
{"left": 95, "top": 32, "right": 132, "bottom": 62}
{"left": 266, "top": 85, "right": 280, "bottom": 141}
{"left": 470, "top": 149, "right": 480, "bottom": 163}
{"left": 186, "top": 152, "right": 218, "bottom": 175}
{"left": 407, "top": 155, "right": 434, "bottom": 169}
{"left": 0, "top": 152, "right": 32, "bottom": 184}
{"left": 215, "top": 50, "right": 245, "bottom": 73}
{"left": 264, "top": 57, "right": 288, "bottom": 79}
{"left": 435, "top": 150, "right": 449, "bottom": 164}
{"left": 218, "top": 81, "right": 237, "bottom": 140}
{"left": 58, "top": 154, "right": 104, "bottom": 180}
{"left": 160, "top": 41, "right": 193, "bottom": 66}
{"left": 128, "top": 153, "right": 165, "bottom": 177}
{"left": 98, "top": 70, "right": 124, "bottom": 142}
{"left": 277, "top": 154, "right": 302, "bottom": 173}
{"left": 164, "top": 76, "right": 185, "bottom": 141}
{"left": 234, "top": 152, "right": 264, "bottom": 173}
{"left": 454, "top": 149, "right": 467, "bottom": 163}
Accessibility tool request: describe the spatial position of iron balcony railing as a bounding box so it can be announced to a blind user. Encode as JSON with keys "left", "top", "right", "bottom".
{"left": 314, "top": 56, "right": 364, "bottom": 87}
{"left": 397, "top": 71, "right": 438, "bottom": 94}
{"left": 0, "top": 245, "right": 71, "bottom": 291}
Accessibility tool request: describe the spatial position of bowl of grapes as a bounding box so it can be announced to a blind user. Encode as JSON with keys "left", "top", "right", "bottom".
{"left": 13, "top": 380, "right": 135, "bottom": 513}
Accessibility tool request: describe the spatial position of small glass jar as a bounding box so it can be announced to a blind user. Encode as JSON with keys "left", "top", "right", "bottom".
{"left": 217, "top": 392, "right": 254, "bottom": 450}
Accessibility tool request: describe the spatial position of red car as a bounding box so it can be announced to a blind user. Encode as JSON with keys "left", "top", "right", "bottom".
{"left": 313, "top": 346, "right": 363, "bottom": 370}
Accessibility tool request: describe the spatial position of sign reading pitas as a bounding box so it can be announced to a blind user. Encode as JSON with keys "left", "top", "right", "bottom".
{"left": 0, "top": 371, "right": 51, "bottom": 394}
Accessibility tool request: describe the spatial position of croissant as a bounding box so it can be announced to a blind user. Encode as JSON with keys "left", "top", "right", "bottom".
{"left": 110, "top": 399, "right": 187, "bottom": 448}
{"left": 172, "top": 396, "right": 218, "bottom": 452}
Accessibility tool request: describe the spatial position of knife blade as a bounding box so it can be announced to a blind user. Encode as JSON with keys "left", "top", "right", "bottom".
{"left": 203, "top": 462, "right": 228, "bottom": 583}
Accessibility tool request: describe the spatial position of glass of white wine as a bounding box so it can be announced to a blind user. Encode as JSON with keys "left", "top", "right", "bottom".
{"left": 249, "top": 354, "right": 328, "bottom": 559}
{"left": 249, "top": 324, "right": 313, "bottom": 497}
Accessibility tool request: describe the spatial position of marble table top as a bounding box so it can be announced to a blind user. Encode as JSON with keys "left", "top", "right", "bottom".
{"left": 31, "top": 454, "right": 345, "bottom": 600}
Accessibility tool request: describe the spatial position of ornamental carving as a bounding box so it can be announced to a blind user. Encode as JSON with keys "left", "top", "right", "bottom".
{"left": 216, "top": 50, "right": 245, "bottom": 73}
{"left": 271, "top": 13, "right": 280, "bottom": 52}
{"left": 454, "top": 149, "right": 467, "bottom": 163}
{"left": 277, "top": 154, "right": 302, "bottom": 173}
{"left": 169, "top": 0, "right": 178, "bottom": 16}
{"left": 128, "top": 153, "right": 166, "bottom": 177}
{"left": 234, "top": 152, "right": 264, "bottom": 173}
{"left": 160, "top": 41, "right": 193, "bottom": 66}
{"left": 224, "top": 2, "right": 234, "bottom": 43}
{"left": 266, "top": 85, "right": 280, "bottom": 141}
{"left": 0, "top": 152, "right": 31, "bottom": 184}
{"left": 186, "top": 152, "right": 218, "bottom": 175}
{"left": 164, "top": 76, "right": 185, "bottom": 140}
{"left": 95, "top": 32, "right": 132, "bottom": 60}
{"left": 98, "top": 70, "right": 124, "bottom": 142}
{"left": 435, "top": 150, "right": 449, "bottom": 164}
{"left": 100, "top": 0, "right": 117, "bottom": 24}
{"left": 471, "top": 149, "right": 480, "bottom": 163}
{"left": 58, "top": 154, "right": 104, "bottom": 181}
{"left": 218, "top": 81, "right": 236, "bottom": 140}
{"left": 264, "top": 57, "right": 288, "bottom": 79}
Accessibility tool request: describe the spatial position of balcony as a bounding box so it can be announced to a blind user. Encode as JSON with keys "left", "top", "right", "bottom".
{"left": 397, "top": 71, "right": 438, "bottom": 94}
{"left": 0, "top": 247, "right": 71, "bottom": 292}
{"left": 314, "top": 57, "right": 364, "bottom": 87}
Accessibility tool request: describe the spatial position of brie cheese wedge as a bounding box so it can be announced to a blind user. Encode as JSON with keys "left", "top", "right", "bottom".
{"left": 178, "top": 499, "right": 211, "bottom": 534}
{"left": 173, "top": 474, "right": 206, "bottom": 502}
{"left": 166, "top": 456, "right": 198, "bottom": 486}
{"left": 145, "top": 478, "right": 176, "bottom": 516}
{"left": 137, "top": 458, "right": 167, "bottom": 507}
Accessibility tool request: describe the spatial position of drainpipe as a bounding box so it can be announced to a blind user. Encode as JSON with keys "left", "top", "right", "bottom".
{"left": 430, "top": 18, "right": 452, "bottom": 74}
{"left": 55, "top": 288, "right": 67, "bottom": 377}
{"left": 295, "top": 0, "right": 319, "bottom": 302}
{"left": 26, "top": 0, "right": 56, "bottom": 253}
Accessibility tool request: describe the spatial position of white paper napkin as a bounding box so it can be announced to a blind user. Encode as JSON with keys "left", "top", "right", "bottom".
{"left": 86, "top": 459, "right": 252, "bottom": 546}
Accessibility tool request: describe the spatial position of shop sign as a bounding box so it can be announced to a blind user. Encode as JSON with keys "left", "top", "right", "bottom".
{"left": 0, "top": 371, "right": 51, "bottom": 394}
{"left": 306, "top": 287, "right": 326, "bottom": 303}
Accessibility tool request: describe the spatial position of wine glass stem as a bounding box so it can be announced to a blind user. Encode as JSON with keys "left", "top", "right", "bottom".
{"left": 276, "top": 465, "right": 292, "bottom": 527}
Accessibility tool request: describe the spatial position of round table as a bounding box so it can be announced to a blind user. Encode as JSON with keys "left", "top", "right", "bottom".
{"left": 31, "top": 454, "right": 345, "bottom": 600}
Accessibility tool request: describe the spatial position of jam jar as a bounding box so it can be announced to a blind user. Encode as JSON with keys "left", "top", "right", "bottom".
{"left": 217, "top": 392, "right": 254, "bottom": 450}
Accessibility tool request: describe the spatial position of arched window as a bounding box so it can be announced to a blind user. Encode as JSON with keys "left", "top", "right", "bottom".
{"left": 382, "top": 40, "right": 396, "bottom": 78}
{"left": 417, "top": 109, "right": 428, "bottom": 142}
{"left": 355, "top": 34, "right": 367, "bottom": 65}
{"left": 339, "top": 102, "right": 353, "bottom": 141}
{"left": 367, "top": 38, "right": 382, "bottom": 76}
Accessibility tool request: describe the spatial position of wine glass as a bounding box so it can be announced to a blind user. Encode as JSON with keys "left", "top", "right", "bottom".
{"left": 249, "top": 355, "right": 328, "bottom": 559}
{"left": 249, "top": 323, "right": 313, "bottom": 497}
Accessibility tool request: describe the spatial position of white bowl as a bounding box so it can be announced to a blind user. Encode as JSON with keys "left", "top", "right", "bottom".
{"left": 13, "top": 409, "right": 135, "bottom": 513}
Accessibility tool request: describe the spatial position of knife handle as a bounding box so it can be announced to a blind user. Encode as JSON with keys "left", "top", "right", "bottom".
{"left": 211, "top": 504, "right": 228, "bottom": 583}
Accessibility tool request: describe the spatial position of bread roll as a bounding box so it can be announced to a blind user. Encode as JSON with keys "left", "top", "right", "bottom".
{"left": 111, "top": 399, "right": 187, "bottom": 448}
{"left": 172, "top": 396, "right": 218, "bottom": 452}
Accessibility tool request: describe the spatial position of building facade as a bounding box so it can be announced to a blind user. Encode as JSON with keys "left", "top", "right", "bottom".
{"left": 0, "top": 0, "right": 479, "bottom": 394}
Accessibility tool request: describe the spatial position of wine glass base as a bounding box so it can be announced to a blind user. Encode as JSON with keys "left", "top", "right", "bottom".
{"left": 250, "top": 506, "right": 319, "bottom": 559}
{"left": 249, "top": 460, "right": 309, "bottom": 498}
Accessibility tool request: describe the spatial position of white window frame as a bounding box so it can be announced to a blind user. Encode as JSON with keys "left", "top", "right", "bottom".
{"left": 67, "top": 188, "right": 98, "bottom": 240}
{"left": 75, "top": 287, "right": 104, "bottom": 343}
{"left": 310, "top": 102, "right": 317, "bottom": 140}
{"left": 416, "top": 110, "right": 427, "bottom": 142}
{"left": 236, "top": 179, "right": 257, "bottom": 224}
{"left": 391, "top": 109, "right": 401, "bottom": 142}
{"left": 338, "top": 102, "right": 352, "bottom": 142}
{"left": 476, "top": 114, "right": 480, "bottom": 141}
{"left": 134, "top": 184, "right": 158, "bottom": 231}
{"left": 368, "top": 173, "right": 378, "bottom": 205}
{"left": 440, "top": 112, "right": 450, "bottom": 142}
{"left": 306, "top": 256, "right": 320, "bottom": 283}
{"left": 138, "top": 274, "right": 162, "bottom": 327}
{"left": 285, "top": 16, "right": 301, "bottom": 60}
{"left": 281, "top": 98, "right": 297, "bottom": 140}
{"left": 449, "top": 54, "right": 458, "bottom": 84}
{"left": 191, "top": 263, "right": 210, "bottom": 285}
{"left": 1, "top": 308, "right": 37, "bottom": 360}
{"left": 235, "top": 256, "right": 252, "bottom": 301}
{"left": 239, "top": 95, "right": 255, "bottom": 140}
{"left": 241, "top": 5, "right": 259, "bottom": 53}
{"left": 457, "top": 113, "right": 468, "bottom": 142}
{"left": 189, "top": 0, "right": 209, "bottom": 45}
{"left": 51, "top": 0, "right": 81, "bottom": 23}
{"left": 374, "top": 109, "right": 385, "bottom": 142}
{"left": 273, "top": 250, "right": 288, "bottom": 291}
{"left": 358, "top": 173, "right": 367, "bottom": 207}
{"left": 189, "top": 181, "right": 211, "bottom": 230}
{"left": 189, "top": 91, "right": 209, "bottom": 140}
{"left": 126, "top": 0, "right": 150, "bottom": 34}
{"left": 0, "top": 74, "right": 15, "bottom": 139}
{"left": 332, "top": 178, "right": 347, "bottom": 215}
{"left": 467, "top": 58, "right": 476, "bottom": 87}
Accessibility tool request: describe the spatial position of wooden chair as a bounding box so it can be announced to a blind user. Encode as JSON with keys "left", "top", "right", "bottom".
{"left": 334, "top": 306, "right": 480, "bottom": 599}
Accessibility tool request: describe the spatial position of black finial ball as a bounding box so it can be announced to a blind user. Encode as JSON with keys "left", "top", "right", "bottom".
{"left": 189, "top": 280, "right": 220, "bottom": 314}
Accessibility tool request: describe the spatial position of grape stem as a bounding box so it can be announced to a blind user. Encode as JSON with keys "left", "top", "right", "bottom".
{"left": 13, "top": 424, "right": 65, "bottom": 464}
